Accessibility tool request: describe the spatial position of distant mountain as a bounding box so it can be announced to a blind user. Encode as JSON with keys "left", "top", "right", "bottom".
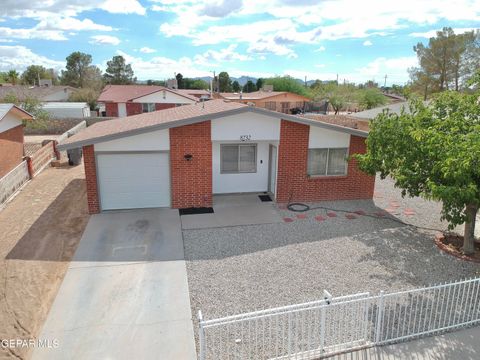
{"left": 193, "top": 75, "right": 258, "bottom": 86}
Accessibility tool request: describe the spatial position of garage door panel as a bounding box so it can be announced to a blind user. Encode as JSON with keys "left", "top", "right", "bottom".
{"left": 97, "top": 153, "right": 170, "bottom": 210}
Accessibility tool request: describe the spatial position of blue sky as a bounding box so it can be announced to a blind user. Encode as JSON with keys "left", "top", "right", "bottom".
{"left": 0, "top": 0, "right": 478, "bottom": 85}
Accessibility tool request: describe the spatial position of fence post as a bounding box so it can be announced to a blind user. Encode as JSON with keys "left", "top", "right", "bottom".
{"left": 53, "top": 141, "right": 61, "bottom": 160}
{"left": 198, "top": 310, "right": 206, "bottom": 360}
{"left": 374, "top": 291, "right": 385, "bottom": 345}
{"left": 319, "top": 304, "right": 326, "bottom": 353}
{"left": 25, "top": 156, "right": 34, "bottom": 179}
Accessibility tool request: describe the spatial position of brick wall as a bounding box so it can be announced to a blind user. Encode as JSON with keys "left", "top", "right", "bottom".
{"left": 276, "top": 120, "right": 375, "bottom": 203}
{"left": 126, "top": 102, "right": 143, "bottom": 116}
{"left": 83, "top": 145, "right": 100, "bottom": 214}
{"left": 155, "top": 103, "right": 176, "bottom": 111}
{"left": 105, "top": 102, "right": 118, "bottom": 117}
{"left": 0, "top": 125, "right": 24, "bottom": 178}
{"left": 170, "top": 121, "right": 212, "bottom": 208}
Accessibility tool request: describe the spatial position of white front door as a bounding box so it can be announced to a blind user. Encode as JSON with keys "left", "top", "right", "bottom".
{"left": 118, "top": 103, "right": 127, "bottom": 117}
{"left": 268, "top": 145, "right": 277, "bottom": 197}
{"left": 96, "top": 152, "right": 170, "bottom": 210}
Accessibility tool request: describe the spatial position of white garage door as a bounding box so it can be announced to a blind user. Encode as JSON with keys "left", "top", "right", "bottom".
{"left": 97, "top": 152, "right": 170, "bottom": 210}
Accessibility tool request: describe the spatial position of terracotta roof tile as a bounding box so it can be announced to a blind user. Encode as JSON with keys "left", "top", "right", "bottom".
{"left": 304, "top": 114, "right": 370, "bottom": 131}
{"left": 98, "top": 85, "right": 199, "bottom": 103}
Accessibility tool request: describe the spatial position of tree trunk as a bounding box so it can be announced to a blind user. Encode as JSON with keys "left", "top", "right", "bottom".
{"left": 463, "top": 204, "right": 478, "bottom": 255}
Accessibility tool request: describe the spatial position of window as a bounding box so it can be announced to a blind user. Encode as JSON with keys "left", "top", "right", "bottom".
{"left": 281, "top": 102, "right": 290, "bottom": 113}
{"left": 265, "top": 101, "right": 276, "bottom": 111}
{"left": 142, "top": 103, "right": 155, "bottom": 113}
{"left": 221, "top": 144, "right": 257, "bottom": 173}
{"left": 307, "top": 148, "right": 348, "bottom": 176}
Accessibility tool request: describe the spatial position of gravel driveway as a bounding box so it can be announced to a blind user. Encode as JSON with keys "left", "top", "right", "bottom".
{"left": 184, "top": 176, "right": 480, "bottom": 321}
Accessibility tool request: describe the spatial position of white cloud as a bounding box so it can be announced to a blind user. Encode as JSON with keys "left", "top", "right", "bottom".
{"left": 0, "top": 27, "right": 67, "bottom": 41}
{"left": 114, "top": 50, "right": 211, "bottom": 79}
{"left": 100, "top": 0, "right": 146, "bottom": 15}
{"left": 0, "top": 45, "right": 64, "bottom": 71}
{"left": 194, "top": 44, "right": 252, "bottom": 65}
{"left": 90, "top": 35, "right": 121, "bottom": 45}
{"left": 363, "top": 40, "right": 373, "bottom": 46}
{"left": 36, "top": 17, "right": 113, "bottom": 32}
{"left": 355, "top": 56, "right": 418, "bottom": 84}
{"left": 315, "top": 46, "right": 326, "bottom": 52}
{"left": 315, "top": 64, "right": 326, "bottom": 68}
{"left": 140, "top": 47, "right": 156, "bottom": 53}
{"left": 409, "top": 27, "right": 478, "bottom": 38}
{"left": 200, "top": 0, "right": 243, "bottom": 17}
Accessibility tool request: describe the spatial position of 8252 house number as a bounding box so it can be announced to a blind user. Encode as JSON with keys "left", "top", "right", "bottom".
{"left": 240, "top": 135, "right": 251, "bottom": 141}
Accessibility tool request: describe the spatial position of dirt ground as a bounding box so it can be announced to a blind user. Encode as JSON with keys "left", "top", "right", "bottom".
{"left": 0, "top": 163, "right": 88, "bottom": 360}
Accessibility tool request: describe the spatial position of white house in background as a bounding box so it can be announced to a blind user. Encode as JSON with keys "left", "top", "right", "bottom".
{"left": 41, "top": 102, "right": 91, "bottom": 118}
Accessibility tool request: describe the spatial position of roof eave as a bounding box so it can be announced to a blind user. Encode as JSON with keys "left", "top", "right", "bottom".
{"left": 57, "top": 106, "right": 367, "bottom": 151}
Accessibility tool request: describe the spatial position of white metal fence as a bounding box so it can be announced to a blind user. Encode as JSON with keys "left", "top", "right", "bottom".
{"left": 198, "top": 277, "right": 480, "bottom": 359}
{"left": 0, "top": 161, "right": 30, "bottom": 205}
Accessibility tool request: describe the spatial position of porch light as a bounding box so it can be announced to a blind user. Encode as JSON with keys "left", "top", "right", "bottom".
{"left": 184, "top": 154, "right": 193, "bottom": 161}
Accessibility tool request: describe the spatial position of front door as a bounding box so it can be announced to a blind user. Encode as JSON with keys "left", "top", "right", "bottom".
{"left": 268, "top": 145, "right": 277, "bottom": 198}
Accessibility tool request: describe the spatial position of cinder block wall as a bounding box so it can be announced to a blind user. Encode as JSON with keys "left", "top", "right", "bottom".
{"left": 170, "top": 121, "right": 212, "bottom": 208}
{"left": 276, "top": 120, "right": 375, "bottom": 203}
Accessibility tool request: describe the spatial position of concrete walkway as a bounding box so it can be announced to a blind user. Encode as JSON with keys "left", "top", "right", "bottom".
{"left": 33, "top": 209, "right": 196, "bottom": 360}
{"left": 181, "top": 193, "right": 282, "bottom": 229}
{"left": 328, "top": 326, "right": 480, "bottom": 359}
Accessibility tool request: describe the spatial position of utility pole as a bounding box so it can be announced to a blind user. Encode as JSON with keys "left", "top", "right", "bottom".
{"left": 304, "top": 75, "right": 307, "bottom": 88}
{"left": 384, "top": 74, "right": 387, "bottom": 88}
{"left": 336, "top": 73, "right": 339, "bottom": 86}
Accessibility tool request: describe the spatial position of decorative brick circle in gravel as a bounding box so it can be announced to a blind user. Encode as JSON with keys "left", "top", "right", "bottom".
{"left": 283, "top": 217, "right": 294, "bottom": 223}
{"left": 327, "top": 212, "right": 337, "bottom": 217}
{"left": 354, "top": 210, "right": 366, "bottom": 216}
{"left": 435, "top": 233, "right": 480, "bottom": 263}
{"left": 296, "top": 214, "right": 307, "bottom": 219}
{"left": 315, "top": 215, "right": 326, "bottom": 221}
{"left": 389, "top": 202, "right": 400, "bottom": 208}
{"left": 345, "top": 214, "right": 357, "bottom": 220}
{"left": 404, "top": 208, "right": 416, "bottom": 216}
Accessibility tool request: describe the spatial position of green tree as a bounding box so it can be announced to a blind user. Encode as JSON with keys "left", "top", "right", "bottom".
{"left": 61, "top": 52, "right": 96, "bottom": 88}
{"left": 1, "top": 93, "right": 50, "bottom": 125}
{"left": 218, "top": 71, "right": 232, "bottom": 92}
{"left": 182, "top": 78, "right": 209, "bottom": 90}
{"left": 312, "top": 82, "right": 357, "bottom": 114}
{"left": 356, "top": 91, "right": 480, "bottom": 254}
{"left": 68, "top": 88, "right": 100, "bottom": 110}
{"left": 21, "top": 65, "right": 53, "bottom": 85}
{"left": 176, "top": 73, "right": 184, "bottom": 89}
{"left": 104, "top": 55, "right": 135, "bottom": 85}
{"left": 358, "top": 88, "right": 387, "bottom": 109}
{"left": 256, "top": 78, "right": 264, "bottom": 91}
{"left": 7, "top": 70, "right": 19, "bottom": 85}
{"left": 410, "top": 27, "right": 479, "bottom": 97}
{"left": 263, "top": 76, "right": 311, "bottom": 97}
{"left": 242, "top": 80, "right": 255, "bottom": 93}
{"left": 232, "top": 80, "right": 241, "bottom": 92}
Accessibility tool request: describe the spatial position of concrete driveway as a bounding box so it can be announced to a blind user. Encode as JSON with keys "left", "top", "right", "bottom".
{"left": 33, "top": 209, "right": 196, "bottom": 360}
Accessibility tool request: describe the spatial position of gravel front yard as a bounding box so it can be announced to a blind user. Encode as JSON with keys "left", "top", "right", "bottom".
{"left": 184, "top": 176, "right": 480, "bottom": 321}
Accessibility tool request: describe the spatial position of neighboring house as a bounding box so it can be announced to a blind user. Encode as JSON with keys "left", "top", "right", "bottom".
{"left": 58, "top": 100, "right": 375, "bottom": 214}
{"left": 217, "top": 90, "right": 311, "bottom": 114}
{"left": 176, "top": 89, "right": 211, "bottom": 100}
{"left": 0, "top": 85, "right": 77, "bottom": 102}
{"left": 352, "top": 102, "right": 409, "bottom": 120}
{"left": 41, "top": 102, "right": 91, "bottom": 118}
{"left": 98, "top": 85, "right": 199, "bottom": 117}
{"left": 0, "top": 104, "right": 33, "bottom": 178}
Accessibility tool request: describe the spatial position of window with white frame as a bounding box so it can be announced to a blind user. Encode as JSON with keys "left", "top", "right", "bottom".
{"left": 221, "top": 144, "right": 257, "bottom": 173}
{"left": 307, "top": 148, "right": 348, "bottom": 176}
{"left": 142, "top": 103, "right": 155, "bottom": 113}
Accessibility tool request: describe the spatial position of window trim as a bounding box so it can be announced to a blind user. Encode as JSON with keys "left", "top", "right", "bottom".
{"left": 220, "top": 143, "right": 257, "bottom": 174}
{"left": 307, "top": 147, "right": 349, "bottom": 177}
{"left": 142, "top": 103, "right": 155, "bottom": 113}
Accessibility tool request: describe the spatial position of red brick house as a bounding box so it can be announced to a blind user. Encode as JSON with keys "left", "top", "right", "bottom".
{"left": 0, "top": 104, "right": 34, "bottom": 178}
{"left": 98, "top": 85, "right": 201, "bottom": 117}
{"left": 58, "top": 100, "right": 374, "bottom": 214}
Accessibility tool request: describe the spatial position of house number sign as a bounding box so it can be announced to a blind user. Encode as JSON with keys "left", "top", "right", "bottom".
{"left": 240, "top": 135, "right": 251, "bottom": 141}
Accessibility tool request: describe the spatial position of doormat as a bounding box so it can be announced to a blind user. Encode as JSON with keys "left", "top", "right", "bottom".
{"left": 258, "top": 194, "right": 272, "bottom": 202}
{"left": 179, "top": 207, "right": 214, "bottom": 216}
